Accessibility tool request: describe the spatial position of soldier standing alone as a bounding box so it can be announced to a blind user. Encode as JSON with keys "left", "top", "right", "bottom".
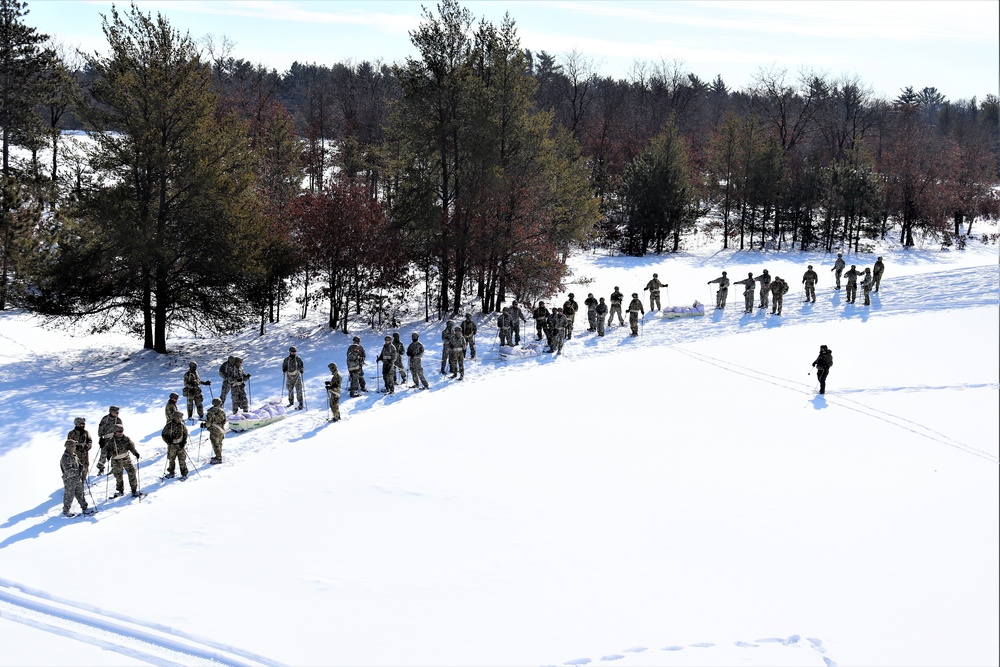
{"left": 183, "top": 361, "right": 211, "bottom": 421}
{"left": 812, "top": 344, "right": 833, "bottom": 394}
{"left": 831, "top": 253, "right": 846, "bottom": 289}
{"left": 282, "top": 346, "right": 304, "bottom": 410}
{"left": 770, "top": 276, "right": 789, "bottom": 315}
{"left": 873, "top": 257, "right": 885, "bottom": 292}
{"left": 802, "top": 265, "right": 818, "bottom": 303}
{"left": 450, "top": 325, "right": 466, "bottom": 379}
{"left": 627, "top": 292, "right": 644, "bottom": 336}
{"left": 644, "top": 273, "right": 667, "bottom": 311}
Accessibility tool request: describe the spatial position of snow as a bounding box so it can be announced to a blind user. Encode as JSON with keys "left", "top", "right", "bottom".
{"left": 0, "top": 233, "right": 998, "bottom": 666}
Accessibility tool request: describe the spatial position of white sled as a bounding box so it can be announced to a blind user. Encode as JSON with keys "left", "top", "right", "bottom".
{"left": 661, "top": 300, "right": 706, "bottom": 319}
{"left": 228, "top": 400, "right": 288, "bottom": 432}
{"left": 499, "top": 342, "right": 547, "bottom": 359}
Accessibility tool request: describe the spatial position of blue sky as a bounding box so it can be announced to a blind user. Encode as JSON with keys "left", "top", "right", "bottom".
{"left": 27, "top": 0, "right": 999, "bottom": 101}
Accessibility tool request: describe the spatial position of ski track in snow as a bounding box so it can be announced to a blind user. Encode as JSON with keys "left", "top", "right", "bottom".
{"left": 553, "top": 633, "right": 837, "bottom": 667}
{"left": 0, "top": 577, "right": 285, "bottom": 667}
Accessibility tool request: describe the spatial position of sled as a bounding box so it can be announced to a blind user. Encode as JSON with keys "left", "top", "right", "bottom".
{"left": 498, "top": 342, "right": 547, "bottom": 360}
{"left": 661, "top": 300, "right": 706, "bottom": 319}
{"left": 228, "top": 400, "right": 288, "bottom": 432}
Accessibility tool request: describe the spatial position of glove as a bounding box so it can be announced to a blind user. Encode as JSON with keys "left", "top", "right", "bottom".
{"left": 135, "top": 453, "right": 140, "bottom": 460}
{"left": 200, "top": 422, "right": 206, "bottom": 428}
{"left": 245, "top": 373, "right": 251, "bottom": 379}
{"left": 203, "top": 380, "right": 211, "bottom": 385}
{"left": 97, "top": 464, "right": 104, "bottom": 474}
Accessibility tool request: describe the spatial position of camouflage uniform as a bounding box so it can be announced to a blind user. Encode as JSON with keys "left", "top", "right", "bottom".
{"left": 325, "top": 364, "right": 343, "bottom": 421}
{"left": 282, "top": 348, "right": 304, "bottom": 408}
{"left": 627, "top": 294, "right": 644, "bottom": 336}
{"left": 844, "top": 265, "right": 862, "bottom": 303}
{"left": 584, "top": 294, "right": 598, "bottom": 331}
{"left": 831, "top": 254, "right": 846, "bottom": 289}
{"left": 606, "top": 288, "right": 624, "bottom": 326}
{"left": 66, "top": 420, "right": 93, "bottom": 483}
{"left": 226, "top": 359, "right": 250, "bottom": 413}
{"left": 733, "top": 273, "right": 756, "bottom": 313}
{"left": 644, "top": 274, "right": 666, "bottom": 311}
{"left": 60, "top": 441, "right": 89, "bottom": 516}
{"left": 755, "top": 271, "right": 772, "bottom": 309}
{"left": 595, "top": 299, "right": 608, "bottom": 336}
{"left": 347, "top": 339, "right": 367, "bottom": 397}
{"left": 770, "top": 277, "right": 788, "bottom": 315}
{"left": 708, "top": 272, "right": 730, "bottom": 308}
{"left": 509, "top": 302, "right": 527, "bottom": 345}
{"left": 392, "top": 333, "right": 407, "bottom": 383}
{"left": 205, "top": 399, "right": 227, "bottom": 463}
{"left": 406, "top": 335, "right": 430, "bottom": 389}
{"left": 562, "top": 295, "right": 579, "bottom": 339}
{"left": 549, "top": 308, "right": 568, "bottom": 352}
{"left": 545, "top": 309, "right": 559, "bottom": 349}
{"left": 802, "top": 267, "right": 818, "bottom": 303}
{"left": 497, "top": 309, "right": 514, "bottom": 346}
{"left": 104, "top": 427, "right": 140, "bottom": 496}
{"left": 449, "top": 328, "right": 466, "bottom": 379}
{"left": 95, "top": 407, "right": 122, "bottom": 474}
{"left": 440, "top": 322, "right": 455, "bottom": 374}
{"left": 165, "top": 394, "right": 182, "bottom": 423}
{"left": 861, "top": 268, "right": 873, "bottom": 305}
{"left": 161, "top": 413, "right": 189, "bottom": 478}
{"left": 532, "top": 303, "right": 549, "bottom": 341}
{"left": 460, "top": 315, "right": 478, "bottom": 359}
{"left": 183, "top": 362, "right": 210, "bottom": 419}
{"left": 812, "top": 345, "right": 833, "bottom": 394}
{"left": 377, "top": 337, "right": 397, "bottom": 394}
{"left": 218, "top": 356, "right": 234, "bottom": 404}
{"left": 872, "top": 257, "right": 885, "bottom": 292}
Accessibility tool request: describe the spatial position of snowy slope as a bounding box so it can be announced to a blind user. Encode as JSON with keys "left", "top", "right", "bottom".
{"left": 0, "top": 237, "right": 997, "bottom": 667}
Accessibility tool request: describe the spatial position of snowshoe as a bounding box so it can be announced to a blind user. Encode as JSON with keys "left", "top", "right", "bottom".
{"left": 132, "top": 491, "right": 145, "bottom": 498}
{"left": 82, "top": 508, "right": 97, "bottom": 516}
{"left": 111, "top": 491, "right": 124, "bottom": 499}
{"left": 62, "top": 511, "right": 77, "bottom": 518}
{"left": 163, "top": 472, "right": 175, "bottom": 479}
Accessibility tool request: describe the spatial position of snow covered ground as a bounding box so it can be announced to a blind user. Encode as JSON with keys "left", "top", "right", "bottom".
{"left": 0, "top": 232, "right": 997, "bottom": 666}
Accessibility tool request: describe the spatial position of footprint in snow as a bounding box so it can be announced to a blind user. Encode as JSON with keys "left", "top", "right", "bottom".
{"left": 623, "top": 646, "right": 646, "bottom": 653}
{"left": 689, "top": 642, "right": 715, "bottom": 648}
{"left": 600, "top": 655, "right": 624, "bottom": 661}
{"left": 661, "top": 645, "right": 684, "bottom": 651}
{"left": 563, "top": 659, "right": 590, "bottom": 665}
{"left": 734, "top": 641, "right": 758, "bottom": 648}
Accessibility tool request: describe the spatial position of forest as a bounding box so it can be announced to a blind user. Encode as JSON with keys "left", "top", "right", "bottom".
{"left": 1, "top": 0, "right": 997, "bottom": 352}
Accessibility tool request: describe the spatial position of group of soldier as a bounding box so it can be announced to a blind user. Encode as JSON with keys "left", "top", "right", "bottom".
{"left": 706, "top": 255, "right": 886, "bottom": 314}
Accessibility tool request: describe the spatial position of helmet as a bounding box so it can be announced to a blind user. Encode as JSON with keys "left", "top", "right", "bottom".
{"left": 328, "top": 362, "right": 338, "bottom": 371}
{"left": 228, "top": 355, "right": 235, "bottom": 362}
{"left": 393, "top": 332, "right": 400, "bottom": 339}
{"left": 352, "top": 336, "right": 360, "bottom": 343}
{"left": 588, "top": 293, "right": 593, "bottom": 297}
{"left": 512, "top": 300, "right": 518, "bottom": 305}
{"left": 289, "top": 346, "right": 297, "bottom": 353}
{"left": 411, "top": 333, "right": 419, "bottom": 340}
{"left": 234, "top": 357, "right": 243, "bottom": 364}
{"left": 807, "top": 265, "right": 813, "bottom": 269}
{"left": 465, "top": 313, "right": 471, "bottom": 318}
{"left": 877, "top": 256, "right": 883, "bottom": 260}
{"left": 502, "top": 307, "right": 509, "bottom": 312}
{"left": 212, "top": 398, "right": 221, "bottom": 406}
{"left": 446, "top": 320, "right": 454, "bottom": 326}
{"left": 65, "top": 439, "right": 76, "bottom": 449}
{"left": 538, "top": 301, "right": 544, "bottom": 306}
{"left": 837, "top": 253, "right": 843, "bottom": 257}
{"left": 614, "top": 286, "right": 619, "bottom": 290}
{"left": 851, "top": 264, "right": 856, "bottom": 269}
{"left": 632, "top": 292, "right": 638, "bottom": 297}
{"left": 114, "top": 423, "right": 124, "bottom": 433}
{"left": 820, "top": 344, "right": 828, "bottom": 351}
{"left": 568, "top": 293, "right": 574, "bottom": 298}
{"left": 722, "top": 271, "right": 727, "bottom": 276}
{"left": 169, "top": 392, "right": 179, "bottom": 400}
{"left": 748, "top": 272, "right": 753, "bottom": 277}
{"left": 384, "top": 335, "right": 392, "bottom": 341}
{"left": 763, "top": 269, "right": 769, "bottom": 274}
{"left": 74, "top": 417, "right": 85, "bottom": 427}
{"left": 653, "top": 273, "right": 658, "bottom": 278}
{"left": 189, "top": 361, "right": 197, "bottom": 368}
{"left": 865, "top": 267, "right": 871, "bottom": 272}
{"left": 109, "top": 405, "right": 120, "bottom": 413}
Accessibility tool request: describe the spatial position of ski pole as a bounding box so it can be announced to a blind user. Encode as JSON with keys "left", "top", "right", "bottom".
{"left": 208, "top": 382, "right": 214, "bottom": 400}
{"left": 135, "top": 456, "right": 143, "bottom": 499}
{"left": 184, "top": 448, "right": 203, "bottom": 479}
{"left": 281, "top": 372, "right": 287, "bottom": 404}
{"left": 104, "top": 467, "right": 110, "bottom": 503}
{"left": 302, "top": 381, "right": 308, "bottom": 410}
{"left": 197, "top": 426, "right": 203, "bottom": 462}
{"left": 84, "top": 476, "right": 97, "bottom": 509}
{"left": 247, "top": 378, "right": 253, "bottom": 405}
{"left": 666, "top": 286, "right": 671, "bottom": 307}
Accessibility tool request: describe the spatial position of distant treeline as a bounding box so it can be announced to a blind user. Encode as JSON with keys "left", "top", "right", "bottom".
{"left": 1, "top": 0, "right": 997, "bottom": 352}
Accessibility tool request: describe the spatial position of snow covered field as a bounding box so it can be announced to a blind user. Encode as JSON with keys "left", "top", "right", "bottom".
{"left": 0, "top": 234, "right": 997, "bottom": 666}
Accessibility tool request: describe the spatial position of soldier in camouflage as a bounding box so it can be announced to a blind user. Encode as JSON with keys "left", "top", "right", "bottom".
{"left": 802, "top": 265, "right": 818, "bottom": 303}
{"left": 755, "top": 270, "right": 772, "bottom": 309}
{"left": 164, "top": 392, "right": 182, "bottom": 423}
{"left": 548, "top": 307, "right": 567, "bottom": 353}
{"left": 627, "top": 292, "right": 644, "bottom": 336}
{"left": 218, "top": 356, "right": 235, "bottom": 404}
{"left": 377, "top": 335, "right": 397, "bottom": 394}
{"left": 873, "top": 257, "right": 885, "bottom": 292}
{"left": 406, "top": 333, "right": 430, "bottom": 390}
{"left": 95, "top": 405, "right": 122, "bottom": 475}
{"left": 282, "top": 346, "right": 304, "bottom": 409}
{"left": 66, "top": 417, "right": 92, "bottom": 483}
{"left": 347, "top": 337, "right": 367, "bottom": 397}
{"left": 861, "top": 267, "right": 873, "bottom": 305}
{"left": 392, "top": 333, "right": 407, "bottom": 384}
{"left": 831, "top": 253, "right": 846, "bottom": 289}
{"left": 325, "top": 363, "right": 343, "bottom": 421}
{"left": 844, "top": 264, "right": 862, "bottom": 304}
{"left": 509, "top": 300, "right": 527, "bottom": 345}
{"left": 595, "top": 298, "right": 608, "bottom": 336}
{"left": 104, "top": 423, "right": 140, "bottom": 498}
{"left": 584, "top": 293, "right": 598, "bottom": 331}
{"left": 497, "top": 308, "right": 514, "bottom": 346}
{"left": 461, "top": 313, "right": 478, "bottom": 359}
{"left": 440, "top": 321, "right": 455, "bottom": 374}
{"left": 812, "top": 344, "right": 833, "bottom": 394}
{"left": 532, "top": 301, "right": 549, "bottom": 341}
{"left": 226, "top": 358, "right": 250, "bottom": 414}
{"left": 562, "top": 294, "right": 579, "bottom": 339}
{"left": 770, "top": 276, "right": 789, "bottom": 315}
{"left": 608, "top": 287, "right": 625, "bottom": 326}
{"left": 733, "top": 273, "right": 756, "bottom": 313}
{"left": 644, "top": 273, "right": 667, "bottom": 311}
{"left": 60, "top": 440, "right": 92, "bottom": 517}
{"left": 161, "top": 411, "right": 189, "bottom": 479}
{"left": 449, "top": 325, "right": 466, "bottom": 379}
{"left": 205, "top": 398, "right": 227, "bottom": 463}
{"left": 183, "top": 361, "right": 211, "bottom": 420}
{"left": 708, "top": 271, "right": 730, "bottom": 309}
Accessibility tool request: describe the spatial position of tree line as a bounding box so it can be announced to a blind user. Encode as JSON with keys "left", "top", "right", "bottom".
{"left": 1, "top": 0, "right": 996, "bottom": 352}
